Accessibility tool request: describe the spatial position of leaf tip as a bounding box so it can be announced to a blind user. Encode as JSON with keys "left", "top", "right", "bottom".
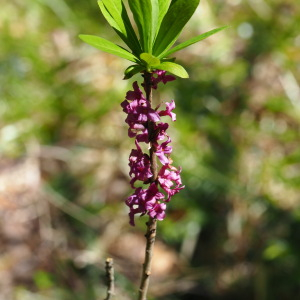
{"left": 78, "top": 34, "right": 86, "bottom": 41}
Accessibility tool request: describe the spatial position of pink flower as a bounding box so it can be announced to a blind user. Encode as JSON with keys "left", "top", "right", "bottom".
{"left": 121, "top": 81, "right": 160, "bottom": 140}
{"left": 159, "top": 100, "right": 176, "bottom": 121}
{"left": 122, "top": 77, "right": 185, "bottom": 226}
{"left": 126, "top": 183, "right": 165, "bottom": 226}
{"left": 135, "top": 105, "right": 160, "bottom": 123}
{"left": 126, "top": 187, "right": 148, "bottom": 226}
{"left": 154, "top": 122, "right": 169, "bottom": 141}
{"left": 152, "top": 70, "right": 176, "bottom": 89}
{"left": 122, "top": 99, "right": 160, "bottom": 124}
{"left": 154, "top": 137, "right": 172, "bottom": 165}
{"left": 147, "top": 202, "right": 166, "bottom": 220}
{"left": 158, "top": 165, "right": 184, "bottom": 201}
{"left": 126, "top": 81, "right": 145, "bottom": 101}
{"left": 136, "top": 128, "right": 149, "bottom": 143}
{"left": 127, "top": 123, "right": 146, "bottom": 138}
{"left": 129, "top": 140, "right": 152, "bottom": 187}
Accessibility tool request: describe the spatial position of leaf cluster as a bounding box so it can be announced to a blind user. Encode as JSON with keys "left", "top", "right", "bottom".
{"left": 79, "top": 0, "right": 227, "bottom": 78}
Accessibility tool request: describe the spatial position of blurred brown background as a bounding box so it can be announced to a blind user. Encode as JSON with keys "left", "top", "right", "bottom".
{"left": 1, "top": 0, "right": 300, "bottom": 299}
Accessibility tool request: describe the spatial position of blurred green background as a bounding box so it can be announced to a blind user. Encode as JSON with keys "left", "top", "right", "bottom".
{"left": 1, "top": 0, "right": 300, "bottom": 299}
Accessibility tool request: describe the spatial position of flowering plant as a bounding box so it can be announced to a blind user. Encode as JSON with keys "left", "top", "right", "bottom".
{"left": 79, "top": 1, "right": 226, "bottom": 299}
{"left": 122, "top": 74, "right": 184, "bottom": 226}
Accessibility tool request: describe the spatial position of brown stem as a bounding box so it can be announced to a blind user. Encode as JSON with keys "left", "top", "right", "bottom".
{"left": 138, "top": 217, "right": 157, "bottom": 300}
{"left": 137, "top": 72, "right": 159, "bottom": 300}
{"left": 104, "top": 258, "right": 115, "bottom": 300}
{"left": 144, "top": 72, "right": 158, "bottom": 182}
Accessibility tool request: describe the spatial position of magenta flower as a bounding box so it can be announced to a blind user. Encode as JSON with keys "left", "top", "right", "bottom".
{"left": 127, "top": 123, "right": 146, "bottom": 139}
{"left": 159, "top": 100, "right": 176, "bottom": 121}
{"left": 145, "top": 182, "right": 165, "bottom": 202}
{"left": 122, "top": 76, "right": 184, "bottom": 226}
{"left": 121, "top": 82, "right": 160, "bottom": 140}
{"left": 136, "top": 104, "right": 160, "bottom": 123}
{"left": 126, "top": 183, "right": 165, "bottom": 226}
{"left": 136, "top": 128, "right": 149, "bottom": 143}
{"left": 126, "top": 81, "right": 145, "bottom": 101}
{"left": 121, "top": 98, "right": 160, "bottom": 138}
{"left": 147, "top": 202, "right": 166, "bottom": 220}
{"left": 154, "top": 137, "right": 173, "bottom": 165}
{"left": 129, "top": 140, "right": 152, "bottom": 187}
{"left": 154, "top": 122, "right": 169, "bottom": 141}
{"left": 144, "top": 184, "right": 166, "bottom": 221}
{"left": 126, "top": 187, "right": 148, "bottom": 226}
{"left": 152, "top": 70, "right": 176, "bottom": 89}
{"left": 158, "top": 165, "right": 184, "bottom": 201}
{"left": 122, "top": 99, "right": 159, "bottom": 123}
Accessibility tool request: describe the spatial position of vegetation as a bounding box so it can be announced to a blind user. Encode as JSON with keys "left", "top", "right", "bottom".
{"left": 1, "top": 0, "right": 300, "bottom": 299}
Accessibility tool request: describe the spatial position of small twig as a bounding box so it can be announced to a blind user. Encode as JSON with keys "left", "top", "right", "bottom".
{"left": 104, "top": 258, "right": 115, "bottom": 300}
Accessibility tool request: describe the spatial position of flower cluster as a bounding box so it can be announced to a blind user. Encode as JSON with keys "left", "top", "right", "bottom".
{"left": 121, "top": 71, "right": 184, "bottom": 226}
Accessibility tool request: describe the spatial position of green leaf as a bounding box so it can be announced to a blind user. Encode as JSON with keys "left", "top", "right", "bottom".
{"left": 79, "top": 35, "right": 138, "bottom": 62}
{"left": 140, "top": 53, "right": 160, "bottom": 69}
{"left": 98, "top": 0, "right": 142, "bottom": 55}
{"left": 153, "top": 0, "right": 200, "bottom": 56}
{"left": 129, "top": 0, "right": 158, "bottom": 53}
{"left": 162, "top": 57, "right": 176, "bottom": 62}
{"left": 124, "top": 65, "right": 145, "bottom": 79}
{"left": 263, "top": 240, "right": 289, "bottom": 261}
{"left": 99, "top": 0, "right": 124, "bottom": 31}
{"left": 161, "top": 26, "right": 229, "bottom": 58}
{"left": 34, "top": 271, "right": 54, "bottom": 290}
{"left": 154, "top": 62, "right": 189, "bottom": 78}
{"left": 98, "top": 1, "right": 121, "bottom": 32}
{"left": 151, "top": 0, "right": 159, "bottom": 42}
{"left": 157, "top": 0, "right": 171, "bottom": 33}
